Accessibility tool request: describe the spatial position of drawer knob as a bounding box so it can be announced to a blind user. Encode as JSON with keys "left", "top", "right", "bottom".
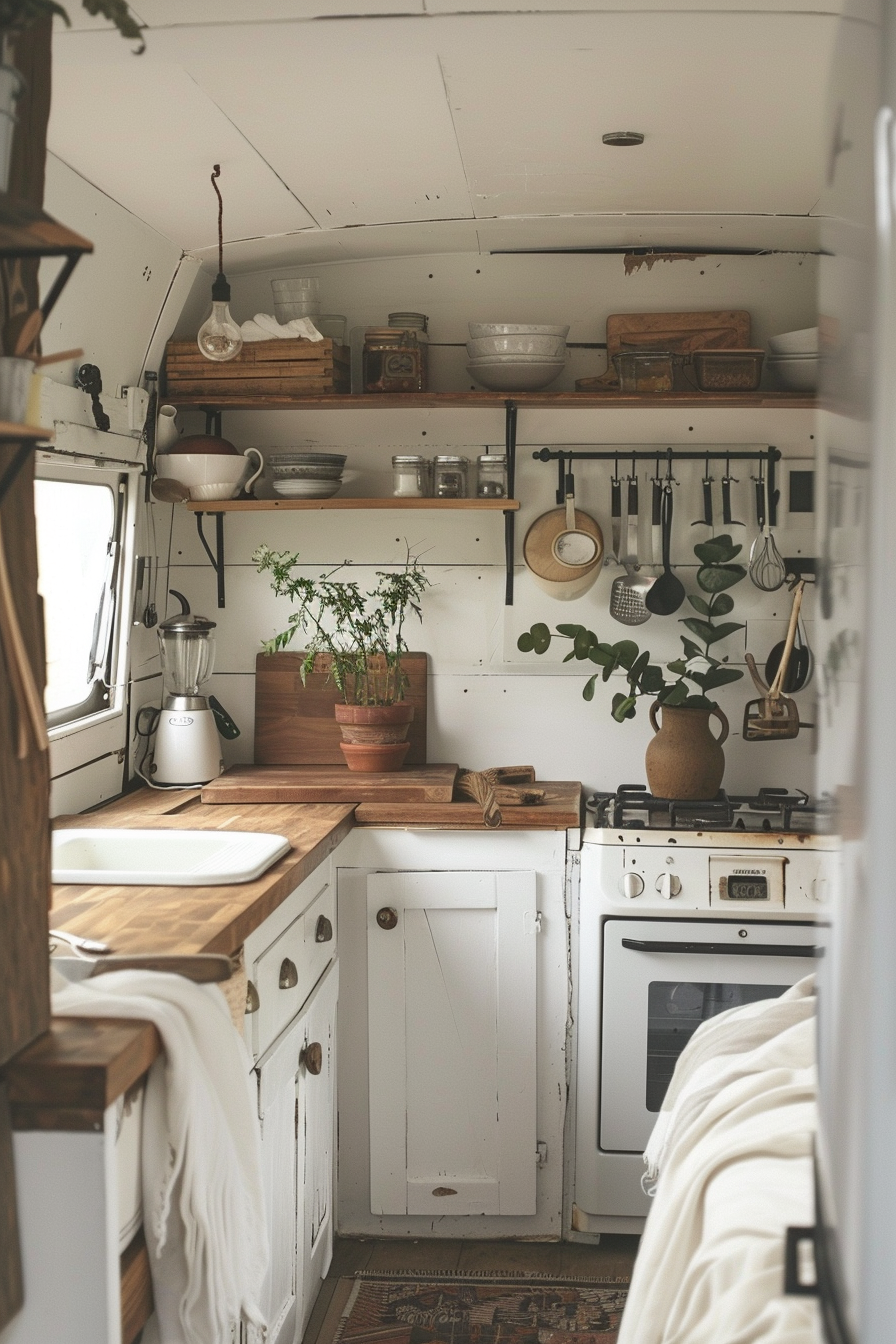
{"left": 301, "top": 1041, "right": 323, "bottom": 1075}
{"left": 315, "top": 915, "right": 333, "bottom": 943}
{"left": 245, "top": 980, "right": 260, "bottom": 1014}
{"left": 279, "top": 958, "right": 298, "bottom": 990}
{"left": 376, "top": 907, "right": 398, "bottom": 931}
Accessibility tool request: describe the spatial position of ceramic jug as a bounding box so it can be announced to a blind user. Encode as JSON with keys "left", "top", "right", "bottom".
{"left": 156, "top": 404, "right": 180, "bottom": 452}
{"left": 644, "top": 701, "right": 729, "bottom": 800}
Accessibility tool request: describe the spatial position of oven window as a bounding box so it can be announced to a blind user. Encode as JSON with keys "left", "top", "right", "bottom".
{"left": 646, "top": 981, "right": 787, "bottom": 1112}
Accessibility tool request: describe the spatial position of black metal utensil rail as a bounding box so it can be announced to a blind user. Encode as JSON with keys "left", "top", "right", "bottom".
{"left": 621, "top": 937, "right": 817, "bottom": 957}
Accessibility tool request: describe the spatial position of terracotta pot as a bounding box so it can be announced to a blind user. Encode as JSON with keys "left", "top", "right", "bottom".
{"left": 334, "top": 703, "right": 414, "bottom": 772}
{"left": 644, "top": 701, "right": 729, "bottom": 800}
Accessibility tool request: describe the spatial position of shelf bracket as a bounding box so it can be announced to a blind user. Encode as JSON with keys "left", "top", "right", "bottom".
{"left": 504, "top": 399, "right": 517, "bottom": 605}
{"left": 195, "top": 511, "right": 226, "bottom": 608}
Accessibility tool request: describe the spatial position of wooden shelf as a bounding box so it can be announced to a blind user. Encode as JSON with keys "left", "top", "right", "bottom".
{"left": 165, "top": 391, "right": 816, "bottom": 412}
{"left": 0, "top": 423, "right": 52, "bottom": 442}
{"left": 185, "top": 497, "right": 520, "bottom": 513}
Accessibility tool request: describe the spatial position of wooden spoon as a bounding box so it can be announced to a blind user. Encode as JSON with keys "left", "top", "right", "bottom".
{"left": 151, "top": 476, "right": 190, "bottom": 504}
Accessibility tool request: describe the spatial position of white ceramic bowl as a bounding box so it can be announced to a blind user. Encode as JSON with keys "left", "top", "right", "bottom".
{"left": 467, "top": 352, "right": 568, "bottom": 365}
{"left": 155, "top": 450, "right": 264, "bottom": 500}
{"left": 767, "top": 355, "right": 818, "bottom": 392}
{"left": 467, "top": 359, "right": 565, "bottom": 391}
{"left": 469, "top": 322, "right": 570, "bottom": 340}
{"left": 272, "top": 463, "right": 344, "bottom": 479}
{"left": 767, "top": 326, "right": 819, "bottom": 356}
{"left": 467, "top": 334, "right": 567, "bottom": 359}
{"left": 273, "top": 478, "right": 342, "bottom": 499}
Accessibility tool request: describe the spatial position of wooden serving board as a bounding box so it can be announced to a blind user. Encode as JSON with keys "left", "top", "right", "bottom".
{"left": 601, "top": 310, "right": 751, "bottom": 386}
{"left": 202, "top": 764, "right": 458, "bottom": 804}
{"left": 354, "top": 781, "right": 582, "bottom": 829}
{"left": 255, "top": 651, "right": 427, "bottom": 765}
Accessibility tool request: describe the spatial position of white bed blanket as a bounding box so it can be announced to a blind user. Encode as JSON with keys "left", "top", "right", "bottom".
{"left": 52, "top": 968, "right": 268, "bottom": 1344}
{"left": 618, "top": 977, "right": 820, "bottom": 1344}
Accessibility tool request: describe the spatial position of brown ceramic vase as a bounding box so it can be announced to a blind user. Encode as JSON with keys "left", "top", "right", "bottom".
{"left": 644, "top": 701, "right": 729, "bottom": 800}
{"left": 334, "top": 703, "right": 414, "bottom": 772}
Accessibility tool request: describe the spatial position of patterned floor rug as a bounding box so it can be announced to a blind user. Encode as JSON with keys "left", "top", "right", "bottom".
{"left": 331, "top": 1274, "right": 630, "bottom": 1344}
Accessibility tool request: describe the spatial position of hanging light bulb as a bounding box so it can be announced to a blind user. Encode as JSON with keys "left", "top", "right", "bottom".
{"left": 197, "top": 164, "right": 243, "bottom": 362}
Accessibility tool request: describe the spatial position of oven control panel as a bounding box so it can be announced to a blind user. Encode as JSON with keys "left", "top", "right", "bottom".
{"left": 709, "top": 854, "right": 785, "bottom": 907}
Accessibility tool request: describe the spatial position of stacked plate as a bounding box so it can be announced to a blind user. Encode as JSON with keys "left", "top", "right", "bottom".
{"left": 767, "top": 326, "right": 819, "bottom": 392}
{"left": 270, "top": 451, "right": 347, "bottom": 498}
{"left": 466, "top": 323, "right": 570, "bottom": 392}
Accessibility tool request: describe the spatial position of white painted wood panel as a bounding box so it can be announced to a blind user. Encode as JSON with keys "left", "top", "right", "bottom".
{"left": 367, "top": 869, "right": 537, "bottom": 1217}
{"left": 300, "top": 963, "right": 339, "bottom": 1336}
{"left": 255, "top": 1016, "right": 303, "bottom": 1344}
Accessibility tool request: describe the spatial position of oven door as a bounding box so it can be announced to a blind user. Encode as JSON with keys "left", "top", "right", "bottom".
{"left": 600, "top": 917, "right": 818, "bottom": 1153}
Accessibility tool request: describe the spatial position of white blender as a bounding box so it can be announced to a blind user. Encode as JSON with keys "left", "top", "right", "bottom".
{"left": 151, "top": 590, "right": 238, "bottom": 786}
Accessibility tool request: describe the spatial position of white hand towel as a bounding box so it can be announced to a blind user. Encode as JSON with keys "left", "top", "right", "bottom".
{"left": 240, "top": 312, "right": 323, "bottom": 342}
{"left": 52, "top": 968, "right": 268, "bottom": 1344}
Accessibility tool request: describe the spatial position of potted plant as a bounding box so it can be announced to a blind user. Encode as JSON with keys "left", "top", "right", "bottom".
{"left": 518, "top": 534, "right": 747, "bottom": 799}
{"left": 255, "top": 545, "right": 430, "bottom": 772}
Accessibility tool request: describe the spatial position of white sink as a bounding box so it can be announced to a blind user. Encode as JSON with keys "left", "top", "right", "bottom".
{"left": 52, "top": 828, "right": 291, "bottom": 886}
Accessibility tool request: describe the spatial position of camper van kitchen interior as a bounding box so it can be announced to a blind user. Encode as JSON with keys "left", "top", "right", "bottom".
{"left": 0, "top": 2, "right": 890, "bottom": 1342}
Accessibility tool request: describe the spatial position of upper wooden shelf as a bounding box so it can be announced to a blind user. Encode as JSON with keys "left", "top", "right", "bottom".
{"left": 185, "top": 497, "right": 520, "bottom": 512}
{"left": 165, "top": 391, "right": 816, "bottom": 412}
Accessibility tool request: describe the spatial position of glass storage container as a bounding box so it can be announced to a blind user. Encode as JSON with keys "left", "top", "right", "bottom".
{"left": 476, "top": 453, "right": 508, "bottom": 498}
{"left": 613, "top": 350, "right": 675, "bottom": 393}
{"left": 392, "top": 455, "right": 428, "bottom": 498}
{"left": 363, "top": 322, "right": 428, "bottom": 393}
{"left": 433, "top": 455, "right": 468, "bottom": 498}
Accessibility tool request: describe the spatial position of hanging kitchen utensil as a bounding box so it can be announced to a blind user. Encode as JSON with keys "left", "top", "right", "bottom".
{"left": 650, "top": 468, "right": 662, "bottom": 565}
{"left": 551, "top": 471, "right": 602, "bottom": 569}
{"left": 610, "top": 470, "right": 622, "bottom": 562}
{"left": 151, "top": 475, "right": 190, "bottom": 504}
{"left": 692, "top": 455, "right": 714, "bottom": 527}
{"left": 765, "top": 591, "right": 813, "bottom": 692}
{"left": 610, "top": 475, "right": 653, "bottom": 624}
{"left": 721, "top": 457, "right": 742, "bottom": 527}
{"left": 523, "top": 482, "right": 603, "bottom": 600}
{"left": 743, "top": 581, "right": 805, "bottom": 740}
{"left": 748, "top": 463, "right": 787, "bottom": 592}
{"left": 645, "top": 479, "right": 685, "bottom": 615}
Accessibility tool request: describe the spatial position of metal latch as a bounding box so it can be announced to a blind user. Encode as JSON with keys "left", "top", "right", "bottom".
{"left": 535, "top": 911, "right": 543, "bottom": 934}
{"left": 784, "top": 1226, "right": 818, "bottom": 1296}
{"left": 535, "top": 1141, "right": 548, "bottom": 1168}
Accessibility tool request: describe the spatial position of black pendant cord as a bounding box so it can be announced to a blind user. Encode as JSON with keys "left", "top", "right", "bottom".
{"left": 211, "top": 164, "right": 224, "bottom": 276}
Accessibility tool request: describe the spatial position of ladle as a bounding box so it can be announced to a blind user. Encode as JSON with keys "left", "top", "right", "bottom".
{"left": 645, "top": 483, "right": 685, "bottom": 615}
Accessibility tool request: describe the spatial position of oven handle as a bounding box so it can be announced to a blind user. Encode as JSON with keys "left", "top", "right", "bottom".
{"left": 620, "top": 938, "right": 818, "bottom": 958}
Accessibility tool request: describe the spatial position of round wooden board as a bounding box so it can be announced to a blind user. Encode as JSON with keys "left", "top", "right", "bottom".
{"left": 523, "top": 506, "right": 604, "bottom": 583}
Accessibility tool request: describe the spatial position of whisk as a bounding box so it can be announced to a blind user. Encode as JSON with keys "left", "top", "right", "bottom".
{"left": 748, "top": 466, "right": 786, "bottom": 592}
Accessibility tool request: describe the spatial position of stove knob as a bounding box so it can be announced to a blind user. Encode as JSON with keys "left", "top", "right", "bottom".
{"left": 620, "top": 871, "right": 645, "bottom": 900}
{"left": 655, "top": 873, "right": 682, "bottom": 900}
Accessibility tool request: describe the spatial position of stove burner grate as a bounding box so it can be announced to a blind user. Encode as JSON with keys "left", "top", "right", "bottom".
{"left": 586, "top": 784, "right": 819, "bottom": 833}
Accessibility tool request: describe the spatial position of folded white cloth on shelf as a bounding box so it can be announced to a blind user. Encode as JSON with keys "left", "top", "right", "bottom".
{"left": 618, "top": 976, "right": 819, "bottom": 1344}
{"left": 52, "top": 967, "right": 268, "bottom": 1344}
{"left": 240, "top": 312, "right": 323, "bottom": 342}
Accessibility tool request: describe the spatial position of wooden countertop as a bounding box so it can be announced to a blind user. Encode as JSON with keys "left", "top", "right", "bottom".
{"left": 51, "top": 790, "right": 355, "bottom": 957}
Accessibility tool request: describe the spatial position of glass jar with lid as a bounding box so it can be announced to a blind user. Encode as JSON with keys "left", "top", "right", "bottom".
{"left": 433, "top": 455, "right": 469, "bottom": 499}
{"left": 476, "top": 453, "right": 508, "bottom": 499}
{"left": 364, "top": 315, "right": 429, "bottom": 394}
{"left": 392, "top": 455, "right": 428, "bottom": 498}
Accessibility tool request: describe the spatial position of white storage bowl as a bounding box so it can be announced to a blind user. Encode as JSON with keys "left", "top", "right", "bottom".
{"left": 273, "top": 478, "right": 342, "bottom": 498}
{"left": 155, "top": 452, "right": 250, "bottom": 500}
{"left": 272, "top": 462, "right": 344, "bottom": 479}
{"left": 467, "top": 334, "right": 567, "bottom": 359}
{"left": 767, "top": 355, "right": 818, "bottom": 392}
{"left": 273, "top": 301, "right": 321, "bottom": 323}
{"left": 270, "top": 451, "right": 346, "bottom": 465}
{"left": 467, "top": 352, "right": 568, "bottom": 365}
{"left": 767, "top": 326, "right": 819, "bottom": 356}
{"left": 469, "top": 322, "right": 570, "bottom": 339}
{"left": 467, "top": 358, "right": 565, "bottom": 391}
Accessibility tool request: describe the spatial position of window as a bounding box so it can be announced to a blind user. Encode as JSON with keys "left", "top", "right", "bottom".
{"left": 34, "top": 474, "right": 123, "bottom": 728}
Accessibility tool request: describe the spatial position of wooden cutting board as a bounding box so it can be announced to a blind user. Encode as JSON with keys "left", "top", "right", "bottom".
{"left": 601, "top": 310, "right": 752, "bottom": 385}
{"left": 353, "top": 782, "right": 582, "bottom": 829}
{"left": 255, "top": 651, "right": 427, "bottom": 765}
{"left": 202, "top": 763, "right": 458, "bottom": 804}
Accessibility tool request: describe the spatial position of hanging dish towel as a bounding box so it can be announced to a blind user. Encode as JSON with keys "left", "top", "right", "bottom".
{"left": 240, "top": 312, "right": 323, "bottom": 342}
{"left": 52, "top": 967, "right": 269, "bottom": 1344}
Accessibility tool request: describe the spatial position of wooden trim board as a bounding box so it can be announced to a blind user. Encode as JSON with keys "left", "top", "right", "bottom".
{"left": 353, "top": 782, "right": 582, "bottom": 829}
{"left": 202, "top": 763, "right": 458, "bottom": 804}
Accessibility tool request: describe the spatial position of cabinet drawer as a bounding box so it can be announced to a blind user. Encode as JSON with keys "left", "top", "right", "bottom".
{"left": 249, "top": 883, "right": 336, "bottom": 1058}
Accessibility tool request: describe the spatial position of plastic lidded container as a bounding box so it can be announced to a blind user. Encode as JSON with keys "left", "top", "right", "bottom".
{"left": 392, "top": 455, "right": 428, "bottom": 498}
{"left": 433, "top": 455, "right": 469, "bottom": 499}
{"left": 476, "top": 453, "right": 508, "bottom": 498}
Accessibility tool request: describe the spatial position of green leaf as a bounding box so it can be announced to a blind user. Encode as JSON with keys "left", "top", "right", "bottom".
{"left": 688, "top": 670, "right": 709, "bottom": 690}
{"left": 666, "top": 658, "right": 689, "bottom": 675}
{"left": 583, "top": 674, "right": 598, "bottom": 702}
{"left": 574, "top": 629, "right": 595, "bottom": 659}
{"left": 662, "top": 681, "right": 689, "bottom": 706}
{"left": 602, "top": 660, "right": 616, "bottom": 682}
{"left": 688, "top": 594, "right": 711, "bottom": 616}
{"left": 562, "top": 651, "right": 577, "bottom": 662}
{"left": 693, "top": 540, "right": 732, "bottom": 566}
{"left": 556, "top": 623, "right": 586, "bottom": 638}
{"left": 588, "top": 645, "right": 614, "bottom": 666}
{"left": 531, "top": 622, "right": 552, "bottom": 654}
{"left": 517, "top": 631, "right": 535, "bottom": 653}
{"left": 681, "top": 617, "right": 716, "bottom": 644}
{"left": 612, "top": 693, "right": 638, "bottom": 722}
{"left": 681, "top": 638, "right": 702, "bottom": 660}
{"left": 640, "top": 665, "right": 667, "bottom": 694}
{"left": 611, "top": 640, "right": 640, "bottom": 670}
{"left": 709, "top": 592, "right": 734, "bottom": 616}
{"left": 697, "top": 564, "right": 747, "bottom": 593}
{"left": 704, "top": 621, "right": 745, "bottom": 645}
{"left": 630, "top": 650, "right": 651, "bottom": 682}
{"left": 700, "top": 666, "right": 744, "bottom": 690}
{"left": 682, "top": 693, "right": 713, "bottom": 709}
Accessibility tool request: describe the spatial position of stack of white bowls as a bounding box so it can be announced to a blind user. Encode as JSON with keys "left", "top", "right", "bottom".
{"left": 270, "top": 451, "right": 347, "bottom": 499}
{"left": 466, "top": 323, "right": 569, "bottom": 391}
{"left": 766, "top": 326, "right": 819, "bottom": 392}
{"left": 271, "top": 278, "right": 321, "bottom": 325}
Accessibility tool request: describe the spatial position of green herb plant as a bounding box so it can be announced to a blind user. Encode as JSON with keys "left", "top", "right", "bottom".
{"left": 518, "top": 534, "right": 746, "bottom": 723}
{"left": 255, "top": 545, "right": 430, "bottom": 706}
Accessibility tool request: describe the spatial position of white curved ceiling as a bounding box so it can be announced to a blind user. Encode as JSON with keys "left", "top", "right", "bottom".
{"left": 47, "top": 1, "right": 852, "bottom": 268}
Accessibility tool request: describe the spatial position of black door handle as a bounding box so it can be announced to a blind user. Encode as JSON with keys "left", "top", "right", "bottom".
{"left": 621, "top": 937, "right": 817, "bottom": 958}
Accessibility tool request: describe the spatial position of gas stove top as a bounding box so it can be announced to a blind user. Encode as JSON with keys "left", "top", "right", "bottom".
{"left": 586, "top": 785, "right": 824, "bottom": 834}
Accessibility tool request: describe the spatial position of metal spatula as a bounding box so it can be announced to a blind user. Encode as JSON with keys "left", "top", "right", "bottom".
{"left": 610, "top": 476, "right": 653, "bottom": 624}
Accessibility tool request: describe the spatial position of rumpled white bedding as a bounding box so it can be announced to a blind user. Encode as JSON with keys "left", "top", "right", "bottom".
{"left": 618, "top": 975, "right": 820, "bottom": 1344}
{"left": 52, "top": 968, "right": 268, "bottom": 1344}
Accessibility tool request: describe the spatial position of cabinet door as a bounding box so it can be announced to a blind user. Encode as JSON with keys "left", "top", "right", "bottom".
{"left": 298, "top": 963, "right": 338, "bottom": 1339}
{"left": 367, "top": 871, "right": 537, "bottom": 1218}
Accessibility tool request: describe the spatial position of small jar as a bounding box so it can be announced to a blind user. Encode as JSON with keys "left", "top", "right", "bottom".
{"left": 392, "top": 455, "right": 427, "bottom": 498}
{"left": 433, "top": 455, "right": 468, "bottom": 499}
{"left": 476, "top": 453, "right": 508, "bottom": 499}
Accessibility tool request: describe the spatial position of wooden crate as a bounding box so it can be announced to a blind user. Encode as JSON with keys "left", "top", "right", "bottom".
{"left": 163, "top": 338, "right": 351, "bottom": 398}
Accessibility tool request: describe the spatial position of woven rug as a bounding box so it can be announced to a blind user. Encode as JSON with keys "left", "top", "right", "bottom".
{"left": 330, "top": 1273, "right": 630, "bottom": 1344}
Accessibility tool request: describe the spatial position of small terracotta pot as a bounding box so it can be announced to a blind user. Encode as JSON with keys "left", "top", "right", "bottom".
{"left": 644, "top": 701, "right": 729, "bottom": 800}
{"left": 334, "top": 703, "right": 414, "bottom": 772}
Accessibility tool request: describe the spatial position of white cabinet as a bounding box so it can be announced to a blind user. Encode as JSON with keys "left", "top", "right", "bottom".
{"left": 299, "top": 963, "right": 338, "bottom": 1336}
{"left": 367, "top": 869, "right": 537, "bottom": 1218}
